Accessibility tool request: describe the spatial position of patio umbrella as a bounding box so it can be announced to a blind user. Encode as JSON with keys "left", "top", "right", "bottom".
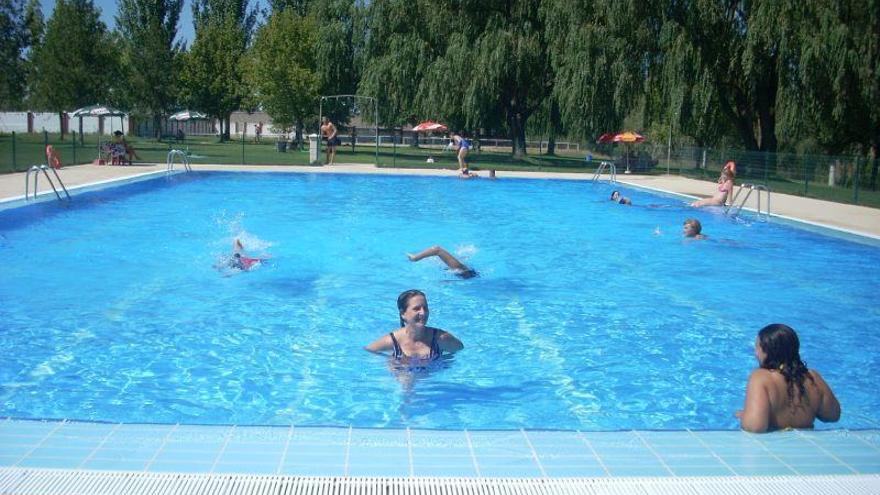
{"left": 169, "top": 110, "right": 209, "bottom": 141}
{"left": 169, "top": 110, "right": 209, "bottom": 121}
{"left": 598, "top": 131, "right": 646, "bottom": 173}
{"left": 596, "top": 132, "right": 616, "bottom": 144}
{"left": 71, "top": 105, "right": 127, "bottom": 140}
{"left": 411, "top": 121, "right": 448, "bottom": 133}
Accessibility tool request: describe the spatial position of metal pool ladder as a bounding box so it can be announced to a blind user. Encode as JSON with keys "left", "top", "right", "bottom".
{"left": 25, "top": 164, "right": 71, "bottom": 202}
{"left": 166, "top": 149, "right": 191, "bottom": 173}
{"left": 591, "top": 161, "right": 617, "bottom": 183}
{"left": 726, "top": 183, "right": 770, "bottom": 221}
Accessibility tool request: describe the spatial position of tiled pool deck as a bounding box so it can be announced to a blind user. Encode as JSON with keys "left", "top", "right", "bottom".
{"left": 2, "top": 420, "right": 879, "bottom": 479}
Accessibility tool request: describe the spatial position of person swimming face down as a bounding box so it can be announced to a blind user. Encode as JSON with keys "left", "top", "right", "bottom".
{"left": 610, "top": 190, "right": 631, "bottom": 205}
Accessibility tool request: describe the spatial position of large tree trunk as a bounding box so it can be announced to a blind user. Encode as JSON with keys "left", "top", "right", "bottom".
{"left": 153, "top": 114, "right": 162, "bottom": 140}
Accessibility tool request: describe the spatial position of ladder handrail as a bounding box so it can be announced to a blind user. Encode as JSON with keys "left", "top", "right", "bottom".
{"left": 25, "top": 164, "right": 71, "bottom": 202}
{"left": 591, "top": 161, "right": 617, "bottom": 183}
{"left": 725, "top": 183, "right": 770, "bottom": 221}
{"left": 166, "top": 149, "right": 191, "bottom": 173}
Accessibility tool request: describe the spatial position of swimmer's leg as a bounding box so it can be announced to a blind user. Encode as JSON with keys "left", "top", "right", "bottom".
{"left": 407, "top": 245, "right": 468, "bottom": 272}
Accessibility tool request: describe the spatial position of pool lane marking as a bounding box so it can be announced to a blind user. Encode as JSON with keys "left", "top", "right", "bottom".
{"left": 406, "top": 427, "right": 414, "bottom": 477}
{"left": 795, "top": 430, "right": 860, "bottom": 474}
{"left": 143, "top": 423, "right": 179, "bottom": 471}
{"left": 633, "top": 430, "right": 675, "bottom": 476}
{"left": 13, "top": 419, "right": 66, "bottom": 467}
{"left": 577, "top": 430, "right": 611, "bottom": 476}
{"left": 520, "top": 429, "right": 547, "bottom": 478}
{"left": 686, "top": 429, "right": 739, "bottom": 475}
{"left": 77, "top": 423, "right": 121, "bottom": 469}
{"left": 209, "top": 425, "right": 235, "bottom": 473}
{"left": 343, "top": 425, "right": 352, "bottom": 477}
{"left": 275, "top": 426, "right": 294, "bottom": 475}
{"left": 464, "top": 429, "right": 482, "bottom": 477}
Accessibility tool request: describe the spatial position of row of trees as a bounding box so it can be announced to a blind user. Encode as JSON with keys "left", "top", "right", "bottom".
{"left": 1, "top": 0, "right": 878, "bottom": 171}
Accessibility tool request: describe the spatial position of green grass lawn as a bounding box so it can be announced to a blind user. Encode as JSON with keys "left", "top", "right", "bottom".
{"left": 3, "top": 132, "right": 877, "bottom": 208}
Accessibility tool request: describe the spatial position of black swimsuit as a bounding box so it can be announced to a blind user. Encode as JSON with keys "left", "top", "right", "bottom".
{"left": 390, "top": 328, "right": 442, "bottom": 361}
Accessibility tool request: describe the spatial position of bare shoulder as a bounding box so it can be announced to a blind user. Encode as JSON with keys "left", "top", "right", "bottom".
{"left": 365, "top": 331, "right": 396, "bottom": 353}
{"left": 748, "top": 368, "right": 774, "bottom": 384}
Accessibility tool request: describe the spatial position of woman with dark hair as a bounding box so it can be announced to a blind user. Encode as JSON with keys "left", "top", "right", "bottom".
{"left": 365, "top": 290, "right": 464, "bottom": 364}
{"left": 737, "top": 324, "right": 840, "bottom": 433}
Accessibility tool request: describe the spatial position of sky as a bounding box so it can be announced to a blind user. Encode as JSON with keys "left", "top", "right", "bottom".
{"left": 38, "top": 0, "right": 266, "bottom": 45}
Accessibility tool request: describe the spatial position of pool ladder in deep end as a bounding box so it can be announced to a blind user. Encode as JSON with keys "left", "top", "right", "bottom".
{"left": 25, "top": 164, "right": 71, "bottom": 203}
{"left": 166, "top": 149, "right": 192, "bottom": 174}
{"left": 591, "top": 161, "right": 617, "bottom": 183}
{"left": 725, "top": 183, "right": 771, "bottom": 221}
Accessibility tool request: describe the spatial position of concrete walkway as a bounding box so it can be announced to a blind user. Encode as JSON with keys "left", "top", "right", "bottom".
{"left": 2, "top": 163, "right": 878, "bottom": 238}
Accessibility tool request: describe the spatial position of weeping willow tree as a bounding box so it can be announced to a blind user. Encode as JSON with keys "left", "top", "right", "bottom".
{"left": 359, "top": 0, "right": 551, "bottom": 158}
{"left": 542, "top": 0, "right": 657, "bottom": 143}
{"left": 792, "top": 1, "right": 880, "bottom": 187}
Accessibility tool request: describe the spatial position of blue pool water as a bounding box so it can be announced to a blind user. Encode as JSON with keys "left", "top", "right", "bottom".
{"left": 1, "top": 172, "right": 878, "bottom": 431}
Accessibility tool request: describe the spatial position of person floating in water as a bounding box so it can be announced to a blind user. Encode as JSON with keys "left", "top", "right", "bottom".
{"left": 736, "top": 323, "right": 840, "bottom": 433}
{"left": 682, "top": 218, "right": 706, "bottom": 240}
{"left": 365, "top": 289, "right": 464, "bottom": 365}
{"left": 610, "top": 190, "right": 632, "bottom": 205}
{"left": 407, "top": 245, "right": 478, "bottom": 279}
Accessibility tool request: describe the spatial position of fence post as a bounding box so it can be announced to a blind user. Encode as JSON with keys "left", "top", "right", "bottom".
{"left": 43, "top": 130, "right": 48, "bottom": 154}
{"left": 72, "top": 131, "right": 77, "bottom": 164}
{"left": 241, "top": 131, "right": 245, "bottom": 165}
{"left": 803, "top": 157, "right": 809, "bottom": 196}
{"left": 854, "top": 158, "right": 860, "bottom": 204}
{"left": 12, "top": 131, "right": 17, "bottom": 172}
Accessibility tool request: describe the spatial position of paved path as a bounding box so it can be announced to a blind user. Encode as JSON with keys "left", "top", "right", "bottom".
{"left": 2, "top": 163, "right": 878, "bottom": 238}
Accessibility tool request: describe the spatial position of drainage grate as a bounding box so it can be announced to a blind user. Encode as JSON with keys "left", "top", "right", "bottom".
{"left": 1, "top": 469, "right": 879, "bottom": 495}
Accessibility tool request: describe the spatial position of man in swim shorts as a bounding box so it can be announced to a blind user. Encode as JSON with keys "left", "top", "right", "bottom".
{"left": 321, "top": 116, "right": 340, "bottom": 165}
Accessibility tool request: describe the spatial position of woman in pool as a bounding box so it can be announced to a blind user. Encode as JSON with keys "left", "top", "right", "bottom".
{"left": 365, "top": 289, "right": 464, "bottom": 363}
{"left": 610, "top": 190, "right": 632, "bottom": 205}
{"left": 407, "top": 245, "right": 478, "bottom": 279}
{"left": 736, "top": 323, "right": 840, "bottom": 433}
{"left": 691, "top": 167, "right": 735, "bottom": 207}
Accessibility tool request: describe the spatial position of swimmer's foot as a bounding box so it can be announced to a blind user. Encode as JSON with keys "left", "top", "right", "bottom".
{"left": 406, "top": 253, "right": 416, "bottom": 261}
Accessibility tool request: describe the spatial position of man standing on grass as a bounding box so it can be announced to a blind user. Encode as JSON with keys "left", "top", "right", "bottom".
{"left": 321, "top": 116, "right": 339, "bottom": 165}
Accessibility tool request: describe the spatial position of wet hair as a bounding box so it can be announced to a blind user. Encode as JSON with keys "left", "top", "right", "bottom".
{"left": 397, "top": 289, "right": 426, "bottom": 326}
{"left": 757, "top": 323, "right": 814, "bottom": 406}
{"left": 684, "top": 218, "right": 702, "bottom": 234}
{"left": 611, "top": 190, "right": 620, "bottom": 200}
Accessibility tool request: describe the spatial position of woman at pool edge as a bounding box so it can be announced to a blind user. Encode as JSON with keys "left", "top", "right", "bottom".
{"left": 736, "top": 323, "right": 840, "bottom": 433}
{"left": 365, "top": 290, "right": 464, "bottom": 363}
{"left": 691, "top": 164, "right": 735, "bottom": 207}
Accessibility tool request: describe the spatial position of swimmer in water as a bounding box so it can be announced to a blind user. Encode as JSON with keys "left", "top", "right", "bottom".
{"left": 610, "top": 190, "right": 632, "bottom": 205}
{"left": 222, "top": 238, "right": 267, "bottom": 271}
{"left": 683, "top": 218, "right": 707, "bottom": 240}
{"left": 406, "top": 245, "right": 478, "bottom": 279}
{"left": 365, "top": 289, "right": 463, "bottom": 366}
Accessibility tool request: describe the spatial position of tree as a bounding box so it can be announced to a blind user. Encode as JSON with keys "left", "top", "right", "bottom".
{"left": 310, "top": 0, "right": 361, "bottom": 125}
{"left": 183, "top": 0, "right": 256, "bottom": 140}
{"left": 116, "top": 0, "right": 184, "bottom": 138}
{"left": 793, "top": 1, "right": 880, "bottom": 187}
{"left": 245, "top": 9, "right": 319, "bottom": 145}
{"left": 29, "top": 0, "right": 118, "bottom": 111}
{"left": 0, "top": 0, "right": 28, "bottom": 109}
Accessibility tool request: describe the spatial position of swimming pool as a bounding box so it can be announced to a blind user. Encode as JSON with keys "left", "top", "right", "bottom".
{"left": 1, "top": 171, "right": 878, "bottom": 431}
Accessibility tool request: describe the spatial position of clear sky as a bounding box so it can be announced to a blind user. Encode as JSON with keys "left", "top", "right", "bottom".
{"left": 37, "top": 0, "right": 238, "bottom": 46}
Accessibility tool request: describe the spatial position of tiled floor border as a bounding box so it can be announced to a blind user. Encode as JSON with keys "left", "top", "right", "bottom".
{"left": 2, "top": 419, "right": 879, "bottom": 479}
